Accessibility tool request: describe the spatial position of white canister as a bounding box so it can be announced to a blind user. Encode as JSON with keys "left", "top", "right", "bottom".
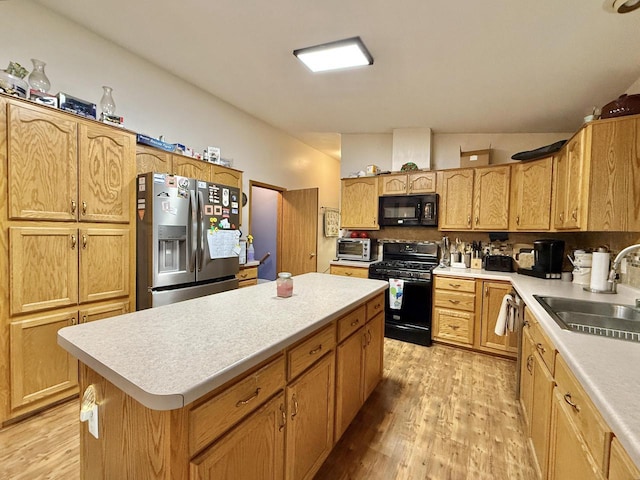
{"left": 590, "top": 251, "right": 610, "bottom": 291}
{"left": 574, "top": 251, "right": 592, "bottom": 267}
{"left": 572, "top": 267, "right": 591, "bottom": 286}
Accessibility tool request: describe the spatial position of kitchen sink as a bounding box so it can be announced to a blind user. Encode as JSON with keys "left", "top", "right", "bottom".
{"left": 534, "top": 295, "right": 640, "bottom": 343}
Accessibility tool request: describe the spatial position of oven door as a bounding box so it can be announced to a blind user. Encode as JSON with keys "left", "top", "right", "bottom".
{"left": 385, "top": 279, "right": 433, "bottom": 346}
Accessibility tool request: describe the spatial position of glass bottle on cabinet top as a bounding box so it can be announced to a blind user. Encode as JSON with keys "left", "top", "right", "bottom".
{"left": 28, "top": 59, "right": 51, "bottom": 93}
{"left": 100, "top": 86, "right": 116, "bottom": 115}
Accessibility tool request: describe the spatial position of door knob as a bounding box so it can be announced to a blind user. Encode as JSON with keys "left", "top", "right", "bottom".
{"left": 309, "top": 253, "right": 316, "bottom": 258}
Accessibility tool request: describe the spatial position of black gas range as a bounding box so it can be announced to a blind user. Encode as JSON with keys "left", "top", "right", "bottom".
{"left": 368, "top": 241, "right": 439, "bottom": 346}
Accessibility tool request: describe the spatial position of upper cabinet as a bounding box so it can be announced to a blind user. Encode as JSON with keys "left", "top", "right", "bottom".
{"left": 379, "top": 171, "right": 436, "bottom": 196}
{"left": 438, "top": 165, "right": 510, "bottom": 231}
{"left": 7, "top": 100, "right": 133, "bottom": 223}
{"left": 510, "top": 156, "right": 553, "bottom": 231}
{"left": 135, "top": 145, "right": 172, "bottom": 175}
{"left": 340, "top": 177, "right": 379, "bottom": 230}
{"left": 552, "top": 116, "right": 640, "bottom": 231}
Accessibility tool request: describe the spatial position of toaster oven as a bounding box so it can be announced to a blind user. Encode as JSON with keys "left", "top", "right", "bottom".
{"left": 336, "top": 238, "right": 378, "bottom": 261}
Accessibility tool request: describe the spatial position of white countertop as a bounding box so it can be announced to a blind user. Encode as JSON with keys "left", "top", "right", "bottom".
{"left": 58, "top": 273, "right": 387, "bottom": 411}
{"left": 434, "top": 267, "right": 640, "bottom": 467}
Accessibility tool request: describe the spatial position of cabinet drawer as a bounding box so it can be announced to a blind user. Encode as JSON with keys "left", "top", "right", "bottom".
{"left": 287, "top": 323, "right": 336, "bottom": 380}
{"left": 529, "top": 319, "right": 556, "bottom": 375}
{"left": 238, "top": 279, "right": 258, "bottom": 288}
{"left": 337, "top": 305, "right": 366, "bottom": 343}
{"left": 189, "top": 354, "right": 285, "bottom": 456}
{"left": 237, "top": 266, "right": 258, "bottom": 281}
{"left": 330, "top": 265, "right": 369, "bottom": 278}
{"left": 434, "top": 290, "right": 475, "bottom": 312}
{"left": 434, "top": 308, "right": 474, "bottom": 345}
{"left": 554, "top": 354, "right": 612, "bottom": 472}
{"left": 366, "top": 293, "right": 384, "bottom": 321}
{"left": 434, "top": 276, "right": 476, "bottom": 293}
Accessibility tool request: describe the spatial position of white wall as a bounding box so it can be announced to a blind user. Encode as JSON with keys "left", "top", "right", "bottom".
{"left": 1, "top": 0, "right": 340, "bottom": 273}
{"left": 341, "top": 134, "right": 393, "bottom": 178}
{"left": 626, "top": 75, "right": 640, "bottom": 94}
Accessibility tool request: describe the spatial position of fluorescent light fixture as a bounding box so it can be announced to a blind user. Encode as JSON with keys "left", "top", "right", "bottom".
{"left": 293, "top": 37, "right": 373, "bottom": 73}
{"left": 603, "top": 0, "right": 640, "bottom": 13}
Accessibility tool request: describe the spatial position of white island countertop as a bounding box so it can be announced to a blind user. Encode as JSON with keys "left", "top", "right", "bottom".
{"left": 58, "top": 273, "right": 387, "bottom": 411}
{"left": 434, "top": 267, "right": 640, "bottom": 467}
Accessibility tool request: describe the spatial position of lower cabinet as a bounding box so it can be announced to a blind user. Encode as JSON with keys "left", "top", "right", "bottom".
{"left": 478, "top": 280, "right": 518, "bottom": 356}
{"left": 237, "top": 265, "right": 258, "bottom": 288}
{"left": 329, "top": 264, "right": 370, "bottom": 279}
{"left": 190, "top": 393, "right": 286, "bottom": 480}
{"left": 286, "top": 353, "right": 335, "bottom": 480}
{"left": 334, "top": 312, "right": 384, "bottom": 440}
{"left": 609, "top": 437, "right": 640, "bottom": 480}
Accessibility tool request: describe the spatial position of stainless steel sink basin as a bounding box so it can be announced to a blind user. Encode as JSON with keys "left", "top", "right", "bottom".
{"left": 534, "top": 295, "right": 640, "bottom": 343}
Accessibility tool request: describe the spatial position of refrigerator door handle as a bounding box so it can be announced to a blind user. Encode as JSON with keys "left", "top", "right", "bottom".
{"left": 198, "top": 189, "right": 205, "bottom": 272}
{"left": 189, "top": 189, "right": 197, "bottom": 273}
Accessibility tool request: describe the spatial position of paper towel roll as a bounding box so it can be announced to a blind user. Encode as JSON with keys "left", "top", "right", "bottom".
{"left": 590, "top": 252, "right": 610, "bottom": 291}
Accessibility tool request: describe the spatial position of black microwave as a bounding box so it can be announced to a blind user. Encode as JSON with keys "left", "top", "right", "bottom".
{"left": 378, "top": 194, "right": 438, "bottom": 227}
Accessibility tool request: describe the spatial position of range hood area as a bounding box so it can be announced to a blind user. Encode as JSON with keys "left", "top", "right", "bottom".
{"left": 391, "top": 127, "right": 432, "bottom": 171}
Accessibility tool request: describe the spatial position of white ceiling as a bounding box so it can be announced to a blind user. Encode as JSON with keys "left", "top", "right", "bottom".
{"left": 35, "top": 0, "right": 640, "bottom": 159}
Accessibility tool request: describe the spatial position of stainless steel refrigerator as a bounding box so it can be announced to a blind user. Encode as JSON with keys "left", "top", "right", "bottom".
{"left": 136, "top": 172, "right": 241, "bottom": 310}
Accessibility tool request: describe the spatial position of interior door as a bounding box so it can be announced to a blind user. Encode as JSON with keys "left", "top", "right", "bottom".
{"left": 280, "top": 188, "right": 318, "bottom": 275}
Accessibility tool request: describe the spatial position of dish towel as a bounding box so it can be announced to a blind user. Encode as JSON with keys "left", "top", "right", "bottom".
{"left": 494, "top": 293, "right": 514, "bottom": 336}
{"left": 389, "top": 279, "right": 404, "bottom": 310}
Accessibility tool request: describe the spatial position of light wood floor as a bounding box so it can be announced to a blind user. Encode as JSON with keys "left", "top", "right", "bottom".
{"left": 0, "top": 340, "right": 536, "bottom": 480}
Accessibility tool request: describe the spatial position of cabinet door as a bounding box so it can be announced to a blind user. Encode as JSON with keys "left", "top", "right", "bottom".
{"left": 78, "top": 122, "right": 133, "bottom": 223}
{"left": 9, "top": 227, "right": 78, "bottom": 315}
{"left": 10, "top": 310, "right": 79, "bottom": 409}
{"left": 479, "top": 281, "right": 517, "bottom": 356}
{"left": 473, "top": 165, "right": 510, "bottom": 230}
{"left": 379, "top": 174, "right": 408, "bottom": 195}
{"left": 340, "top": 178, "right": 379, "bottom": 229}
{"left": 530, "top": 352, "right": 555, "bottom": 478}
{"left": 512, "top": 157, "right": 553, "bottom": 230}
{"left": 438, "top": 169, "right": 474, "bottom": 230}
{"left": 563, "top": 130, "right": 587, "bottom": 230}
{"left": 609, "top": 437, "right": 640, "bottom": 480}
{"left": 286, "top": 353, "right": 335, "bottom": 480}
{"left": 79, "top": 300, "right": 130, "bottom": 324}
{"left": 190, "top": 393, "right": 285, "bottom": 480}
{"left": 408, "top": 171, "right": 436, "bottom": 194}
{"left": 549, "top": 388, "right": 605, "bottom": 480}
{"left": 519, "top": 329, "right": 535, "bottom": 433}
{"left": 335, "top": 328, "right": 364, "bottom": 440}
{"left": 212, "top": 165, "right": 242, "bottom": 189}
{"left": 362, "top": 313, "right": 384, "bottom": 400}
{"left": 552, "top": 147, "right": 568, "bottom": 229}
{"left": 173, "top": 156, "right": 213, "bottom": 182}
{"left": 7, "top": 101, "right": 78, "bottom": 221}
{"left": 135, "top": 145, "right": 172, "bottom": 175}
{"left": 78, "top": 227, "right": 130, "bottom": 304}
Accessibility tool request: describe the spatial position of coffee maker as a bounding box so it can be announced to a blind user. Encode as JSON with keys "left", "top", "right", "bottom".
{"left": 518, "top": 239, "right": 565, "bottom": 279}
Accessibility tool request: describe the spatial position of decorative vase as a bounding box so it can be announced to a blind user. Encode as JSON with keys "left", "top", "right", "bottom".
{"left": 28, "top": 59, "right": 50, "bottom": 93}
{"left": 100, "top": 86, "right": 116, "bottom": 115}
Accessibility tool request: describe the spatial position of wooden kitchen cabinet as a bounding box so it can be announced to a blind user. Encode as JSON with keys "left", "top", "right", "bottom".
{"left": 286, "top": 352, "right": 335, "bottom": 480}
{"left": 510, "top": 156, "right": 553, "bottom": 231}
{"left": 78, "top": 300, "right": 130, "bottom": 324}
{"left": 553, "top": 129, "right": 588, "bottom": 230}
{"left": 433, "top": 276, "right": 476, "bottom": 347}
{"left": 362, "top": 313, "right": 383, "bottom": 399}
{"left": 7, "top": 100, "right": 132, "bottom": 223}
{"left": 437, "top": 169, "right": 474, "bottom": 230}
{"left": 190, "top": 393, "right": 286, "bottom": 480}
{"left": 237, "top": 265, "right": 258, "bottom": 287}
{"left": 212, "top": 164, "right": 243, "bottom": 189}
{"left": 477, "top": 280, "right": 517, "bottom": 358}
{"left": 473, "top": 165, "right": 511, "bottom": 230}
{"left": 173, "top": 155, "right": 214, "bottom": 182}
{"left": 340, "top": 177, "right": 379, "bottom": 230}
{"left": 379, "top": 171, "right": 436, "bottom": 195}
{"left": 9, "top": 309, "right": 79, "bottom": 411}
{"left": 609, "top": 437, "right": 640, "bottom": 480}
{"left": 329, "top": 264, "right": 369, "bottom": 279}
{"left": 519, "top": 328, "right": 535, "bottom": 432}
{"left": 135, "top": 145, "right": 172, "bottom": 175}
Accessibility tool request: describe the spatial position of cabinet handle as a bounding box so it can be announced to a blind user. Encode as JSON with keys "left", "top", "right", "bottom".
{"left": 82, "top": 201, "right": 87, "bottom": 215}
{"left": 279, "top": 403, "right": 286, "bottom": 431}
{"left": 563, "top": 393, "right": 580, "bottom": 412}
{"left": 448, "top": 324, "right": 460, "bottom": 330}
{"left": 350, "top": 319, "right": 360, "bottom": 327}
{"left": 535, "top": 343, "right": 546, "bottom": 354}
{"left": 70, "top": 317, "right": 78, "bottom": 326}
{"left": 373, "top": 303, "right": 381, "bottom": 310}
{"left": 345, "top": 272, "right": 353, "bottom": 276}
{"left": 485, "top": 286, "right": 489, "bottom": 297}
{"left": 449, "top": 283, "right": 461, "bottom": 288}
{"left": 526, "top": 354, "right": 534, "bottom": 374}
{"left": 70, "top": 235, "right": 77, "bottom": 249}
{"left": 235, "top": 387, "right": 261, "bottom": 407}
{"left": 291, "top": 394, "right": 299, "bottom": 419}
{"left": 516, "top": 215, "right": 520, "bottom": 225}
{"left": 571, "top": 209, "right": 577, "bottom": 221}
{"left": 559, "top": 212, "right": 564, "bottom": 222}
{"left": 82, "top": 315, "right": 88, "bottom": 324}
{"left": 82, "top": 234, "right": 87, "bottom": 249}
{"left": 523, "top": 319, "right": 530, "bottom": 328}
{"left": 448, "top": 299, "right": 460, "bottom": 304}
{"left": 467, "top": 214, "right": 471, "bottom": 226}
{"left": 71, "top": 199, "right": 77, "bottom": 214}
{"left": 367, "top": 330, "right": 372, "bottom": 345}
{"left": 309, "top": 345, "right": 322, "bottom": 355}
{"left": 475, "top": 216, "right": 479, "bottom": 225}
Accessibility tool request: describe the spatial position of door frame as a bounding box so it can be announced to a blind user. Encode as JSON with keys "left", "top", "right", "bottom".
{"left": 249, "top": 180, "right": 284, "bottom": 274}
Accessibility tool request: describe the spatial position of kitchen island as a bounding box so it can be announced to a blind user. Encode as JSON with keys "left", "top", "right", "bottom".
{"left": 58, "top": 272, "right": 387, "bottom": 479}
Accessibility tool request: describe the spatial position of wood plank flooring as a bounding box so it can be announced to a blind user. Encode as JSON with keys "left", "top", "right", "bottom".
{"left": 0, "top": 340, "right": 536, "bottom": 480}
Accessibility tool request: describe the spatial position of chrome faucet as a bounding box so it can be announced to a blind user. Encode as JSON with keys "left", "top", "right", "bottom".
{"left": 608, "top": 244, "right": 640, "bottom": 293}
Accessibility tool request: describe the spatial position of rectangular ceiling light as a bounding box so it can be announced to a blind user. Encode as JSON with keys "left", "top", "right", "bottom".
{"left": 293, "top": 36, "right": 373, "bottom": 73}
